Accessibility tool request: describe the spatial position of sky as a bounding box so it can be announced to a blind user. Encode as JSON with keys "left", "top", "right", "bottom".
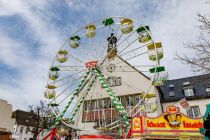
{"left": 0, "top": 0, "right": 209, "bottom": 110}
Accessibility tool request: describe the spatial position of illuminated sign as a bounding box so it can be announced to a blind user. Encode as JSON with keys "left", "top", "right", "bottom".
{"left": 166, "top": 105, "right": 179, "bottom": 114}
{"left": 85, "top": 61, "right": 97, "bottom": 68}
{"left": 144, "top": 113, "right": 203, "bottom": 130}
{"left": 130, "top": 106, "right": 204, "bottom": 138}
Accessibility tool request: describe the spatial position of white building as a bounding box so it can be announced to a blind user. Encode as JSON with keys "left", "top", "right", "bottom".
{"left": 0, "top": 99, "right": 15, "bottom": 139}
{"left": 160, "top": 74, "right": 210, "bottom": 118}
{"left": 12, "top": 110, "right": 37, "bottom": 140}
{"left": 75, "top": 56, "right": 163, "bottom": 135}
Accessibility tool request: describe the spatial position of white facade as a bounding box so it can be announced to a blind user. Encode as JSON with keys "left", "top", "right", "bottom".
{"left": 0, "top": 99, "right": 15, "bottom": 133}
{"left": 75, "top": 56, "right": 162, "bottom": 135}
{"left": 12, "top": 124, "right": 34, "bottom": 140}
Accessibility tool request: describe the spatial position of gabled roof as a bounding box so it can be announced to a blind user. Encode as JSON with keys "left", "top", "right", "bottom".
{"left": 160, "top": 74, "right": 210, "bottom": 102}
{"left": 117, "top": 55, "right": 150, "bottom": 80}
{"left": 12, "top": 110, "right": 39, "bottom": 127}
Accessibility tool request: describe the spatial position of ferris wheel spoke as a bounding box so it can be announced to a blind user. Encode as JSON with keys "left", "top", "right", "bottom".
{"left": 48, "top": 69, "right": 86, "bottom": 85}
{"left": 98, "top": 37, "right": 151, "bottom": 69}
{"left": 101, "top": 71, "right": 153, "bottom": 118}
{"left": 117, "top": 26, "right": 137, "bottom": 47}
{"left": 96, "top": 24, "right": 113, "bottom": 62}
{"left": 68, "top": 76, "right": 97, "bottom": 121}
{"left": 116, "top": 24, "right": 146, "bottom": 54}
{"left": 112, "top": 51, "right": 149, "bottom": 67}
{"left": 69, "top": 53, "right": 86, "bottom": 64}
{"left": 48, "top": 76, "right": 84, "bottom": 106}
{"left": 100, "top": 50, "right": 150, "bottom": 72}
{"left": 97, "top": 24, "right": 122, "bottom": 62}
{"left": 97, "top": 33, "right": 124, "bottom": 65}
{"left": 96, "top": 26, "right": 108, "bottom": 61}
{"left": 119, "top": 42, "right": 151, "bottom": 56}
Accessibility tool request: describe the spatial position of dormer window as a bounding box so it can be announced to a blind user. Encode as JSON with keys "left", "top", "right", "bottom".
{"left": 206, "top": 86, "right": 210, "bottom": 93}
{"left": 168, "top": 84, "right": 175, "bottom": 97}
{"left": 183, "top": 86, "right": 194, "bottom": 97}
{"left": 182, "top": 81, "right": 194, "bottom": 97}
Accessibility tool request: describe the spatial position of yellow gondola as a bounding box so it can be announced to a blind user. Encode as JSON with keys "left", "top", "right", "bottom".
{"left": 120, "top": 18, "right": 134, "bottom": 34}
{"left": 85, "top": 24, "right": 96, "bottom": 38}
{"left": 44, "top": 85, "right": 56, "bottom": 99}
{"left": 147, "top": 42, "right": 163, "bottom": 61}
{"left": 57, "top": 126, "right": 69, "bottom": 136}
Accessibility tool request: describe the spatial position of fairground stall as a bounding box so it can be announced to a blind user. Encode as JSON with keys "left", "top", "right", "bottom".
{"left": 130, "top": 106, "right": 204, "bottom": 140}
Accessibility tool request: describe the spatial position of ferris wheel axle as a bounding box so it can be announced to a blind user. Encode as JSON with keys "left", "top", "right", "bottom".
{"left": 85, "top": 60, "right": 98, "bottom": 68}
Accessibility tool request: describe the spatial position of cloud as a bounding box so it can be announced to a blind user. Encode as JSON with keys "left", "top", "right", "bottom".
{"left": 0, "top": 0, "right": 210, "bottom": 110}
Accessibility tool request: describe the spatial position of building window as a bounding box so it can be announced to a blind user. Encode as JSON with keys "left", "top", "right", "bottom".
{"left": 25, "top": 128, "right": 29, "bottom": 134}
{"left": 184, "top": 87, "right": 194, "bottom": 97}
{"left": 20, "top": 127, "right": 23, "bottom": 133}
{"left": 135, "top": 95, "right": 140, "bottom": 104}
{"left": 119, "top": 96, "right": 125, "bottom": 107}
{"left": 206, "top": 86, "right": 210, "bottom": 93}
{"left": 168, "top": 84, "right": 175, "bottom": 97}
{"left": 169, "top": 91, "right": 175, "bottom": 97}
{"left": 83, "top": 101, "right": 88, "bottom": 111}
{"left": 108, "top": 99, "right": 113, "bottom": 108}
{"left": 126, "top": 96, "right": 133, "bottom": 106}
{"left": 100, "top": 99, "right": 106, "bottom": 109}
{"left": 187, "top": 106, "right": 201, "bottom": 118}
{"left": 83, "top": 101, "right": 91, "bottom": 112}
{"left": 91, "top": 100, "right": 97, "bottom": 111}
{"left": 107, "top": 77, "right": 122, "bottom": 87}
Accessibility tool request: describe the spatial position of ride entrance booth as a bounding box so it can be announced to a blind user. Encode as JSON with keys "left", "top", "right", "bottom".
{"left": 130, "top": 106, "right": 204, "bottom": 140}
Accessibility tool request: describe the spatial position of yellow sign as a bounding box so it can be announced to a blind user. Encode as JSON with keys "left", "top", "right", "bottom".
{"left": 131, "top": 106, "right": 203, "bottom": 138}
{"left": 144, "top": 112, "right": 203, "bottom": 131}
{"left": 132, "top": 117, "right": 141, "bottom": 131}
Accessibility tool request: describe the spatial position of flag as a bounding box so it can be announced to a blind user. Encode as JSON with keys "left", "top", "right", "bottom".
{"left": 179, "top": 98, "right": 190, "bottom": 110}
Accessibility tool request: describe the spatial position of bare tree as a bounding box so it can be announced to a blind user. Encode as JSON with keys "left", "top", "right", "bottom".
{"left": 176, "top": 13, "right": 210, "bottom": 73}
{"left": 28, "top": 100, "right": 55, "bottom": 140}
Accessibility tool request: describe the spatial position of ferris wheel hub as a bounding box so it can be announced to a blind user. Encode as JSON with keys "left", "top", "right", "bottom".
{"left": 85, "top": 60, "right": 98, "bottom": 68}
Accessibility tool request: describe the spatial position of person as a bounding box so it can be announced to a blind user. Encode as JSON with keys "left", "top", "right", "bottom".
{"left": 164, "top": 114, "right": 172, "bottom": 122}
{"left": 107, "top": 33, "right": 118, "bottom": 59}
{"left": 107, "top": 33, "right": 117, "bottom": 48}
{"left": 164, "top": 114, "right": 174, "bottom": 127}
{"left": 175, "top": 114, "right": 182, "bottom": 124}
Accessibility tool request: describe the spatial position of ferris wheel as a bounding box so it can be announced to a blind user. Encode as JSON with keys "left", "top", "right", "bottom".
{"left": 44, "top": 16, "right": 167, "bottom": 137}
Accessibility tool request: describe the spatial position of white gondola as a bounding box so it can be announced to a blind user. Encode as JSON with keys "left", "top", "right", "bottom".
{"left": 85, "top": 24, "right": 96, "bottom": 38}
{"left": 150, "top": 66, "right": 168, "bottom": 86}
{"left": 49, "top": 67, "right": 60, "bottom": 80}
{"left": 153, "top": 73, "right": 168, "bottom": 86}
{"left": 137, "top": 26, "right": 151, "bottom": 43}
{"left": 70, "top": 36, "right": 80, "bottom": 48}
{"left": 140, "top": 102, "right": 157, "bottom": 113}
{"left": 56, "top": 50, "right": 68, "bottom": 63}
